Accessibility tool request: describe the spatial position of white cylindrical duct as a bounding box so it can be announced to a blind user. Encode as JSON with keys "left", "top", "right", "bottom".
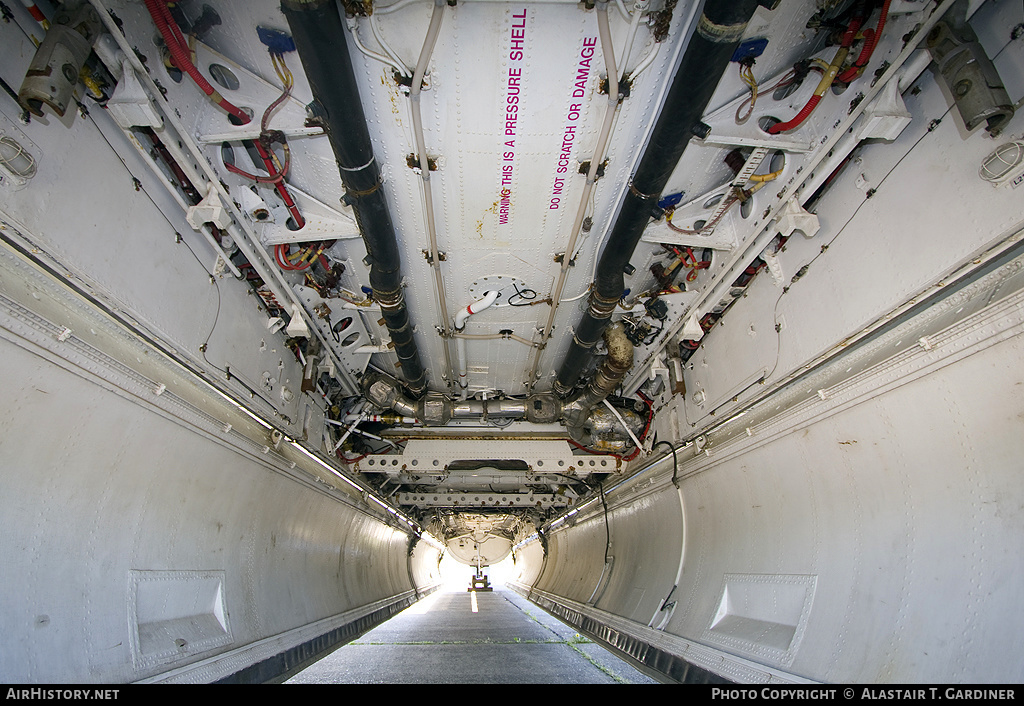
{"left": 454, "top": 290, "right": 499, "bottom": 394}
{"left": 454, "top": 290, "right": 500, "bottom": 331}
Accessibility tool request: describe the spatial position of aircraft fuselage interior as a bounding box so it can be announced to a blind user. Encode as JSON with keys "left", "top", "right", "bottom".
{"left": 1, "top": 0, "right": 1023, "bottom": 684}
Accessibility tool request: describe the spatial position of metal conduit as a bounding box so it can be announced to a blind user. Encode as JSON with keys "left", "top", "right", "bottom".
{"left": 282, "top": 0, "right": 427, "bottom": 397}
{"left": 553, "top": 0, "right": 761, "bottom": 396}
{"left": 530, "top": 0, "right": 621, "bottom": 388}
{"left": 409, "top": 0, "right": 456, "bottom": 389}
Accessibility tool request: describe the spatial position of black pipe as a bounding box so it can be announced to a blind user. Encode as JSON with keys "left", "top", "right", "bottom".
{"left": 281, "top": 0, "right": 427, "bottom": 397}
{"left": 554, "top": 0, "right": 761, "bottom": 396}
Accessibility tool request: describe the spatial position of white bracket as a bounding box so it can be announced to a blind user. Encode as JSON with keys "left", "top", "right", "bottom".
{"left": 774, "top": 197, "right": 820, "bottom": 239}
{"left": 106, "top": 60, "right": 163, "bottom": 129}
{"left": 761, "top": 247, "right": 784, "bottom": 286}
{"left": 355, "top": 439, "right": 620, "bottom": 476}
{"left": 649, "top": 355, "right": 670, "bottom": 391}
{"left": 681, "top": 312, "right": 704, "bottom": 341}
{"left": 186, "top": 183, "right": 233, "bottom": 230}
{"left": 285, "top": 304, "right": 311, "bottom": 338}
{"left": 857, "top": 78, "right": 914, "bottom": 143}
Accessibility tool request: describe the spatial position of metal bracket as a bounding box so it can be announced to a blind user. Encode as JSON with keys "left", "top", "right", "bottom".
{"left": 774, "top": 196, "right": 820, "bottom": 240}
{"left": 186, "top": 183, "right": 233, "bottom": 230}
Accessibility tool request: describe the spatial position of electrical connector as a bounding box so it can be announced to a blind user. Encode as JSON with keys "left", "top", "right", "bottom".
{"left": 657, "top": 192, "right": 684, "bottom": 210}
{"left": 731, "top": 37, "right": 768, "bottom": 63}
{"left": 257, "top": 26, "right": 296, "bottom": 54}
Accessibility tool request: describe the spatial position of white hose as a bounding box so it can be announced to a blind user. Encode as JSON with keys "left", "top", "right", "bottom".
{"left": 455, "top": 291, "right": 499, "bottom": 395}
{"left": 345, "top": 16, "right": 409, "bottom": 77}
{"left": 375, "top": 0, "right": 422, "bottom": 15}
{"left": 618, "top": 0, "right": 649, "bottom": 84}
{"left": 454, "top": 290, "right": 500, "bottom": 330}
{"left": 369, "top": 13, "right": 412, "bottom": 77}
{"left": 627, "top": 38, "right": 661, "bottom": 81}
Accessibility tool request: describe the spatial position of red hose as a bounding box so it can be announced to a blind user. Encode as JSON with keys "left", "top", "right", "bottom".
{"left": 145, "top": 0, "right": 249, "bottom": 123}
{"left": 768, "top": 94, "right": 822, "bottom": 134}
{"left": 837, "top": 0, "right": 891, "bottom": 84}
{"left": 768, "top": 10, "right": 865, "bottom": 135}
{"left": 144, "top": 0, "right": 306, "bottom": 229}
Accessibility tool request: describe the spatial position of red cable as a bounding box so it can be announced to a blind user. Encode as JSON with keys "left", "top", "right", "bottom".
{"left": 144, "top": 0, "right": 306, "bottom": 229}
{"left": 224, "top": 143, "right": 291, "bottom": 184}
{"left": 769, "top": 11, "right": 864, "bottom": 135}
{"left": 253, "top": 143, "right": 305, "bottom": 228}
{"left": 838, "top": 28, "right": 876, "bottom": 82}
{"left": 837, "top": 0, "right": 891, "bottom": 84}
{"left": 768, "top": 95, "right": 822, "bottom": 134}
{"left": 146, "top": 0, "right": 249, "bottom": 123}
{"left": 275, "top": 244, "right": 314, "bottom": 271}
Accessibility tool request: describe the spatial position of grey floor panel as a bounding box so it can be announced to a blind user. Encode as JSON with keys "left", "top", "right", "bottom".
{"left": 286, "top": 588, "right": 658, "bottom": 684}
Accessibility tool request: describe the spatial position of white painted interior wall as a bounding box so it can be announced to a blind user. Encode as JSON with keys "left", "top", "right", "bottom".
{"left": 512, "top": 48, "right": 1024, "bottom": 682}
{"left": 0, "top": 331, "right": 442, "bottom": 682}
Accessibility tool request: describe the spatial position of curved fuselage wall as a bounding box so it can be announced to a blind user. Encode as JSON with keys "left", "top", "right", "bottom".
{"left": 663, "top": 327, "right": 1024, "bottom": 683}
{"left": 0, "top": 334, "right": 438, "bottom": 683}
{"left": 518, "top": 319, "right": 1024, "bottom": 683}
{"left": 528, "top": 487, "right": 684, "bottom": 624}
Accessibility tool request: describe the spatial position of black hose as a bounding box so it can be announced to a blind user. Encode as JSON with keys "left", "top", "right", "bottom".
{"left": 281, "top": 0, "right": 427, "bottom": 397}
{"left": 554, "top": 0, "right": 761, "bottom": 395}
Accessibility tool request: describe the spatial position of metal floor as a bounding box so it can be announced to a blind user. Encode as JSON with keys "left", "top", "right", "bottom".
{"left": 285, "top": 587, "right": 660, "bottom": 684}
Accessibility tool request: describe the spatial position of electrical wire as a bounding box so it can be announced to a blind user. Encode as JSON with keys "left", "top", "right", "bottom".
{"left": 145, "top": 0, "right": 305, "bottom": 228}
{"left": 735, "top": 66, "right": 811, "bottom": 125}
{"left": 665, "top": 192, "right": 740, "bottom": 236}
{"left": 662, "top": 155, "right": 781, "bottom": 240}
{"left": 736, "top": 60, "right": 759, "bottom": 125}
{"left": 696, "top": 101, "right": 961, "bottom": 430}
{"left": 768, "top": 8, "right": 866, "bottom": 134}
{"left": 105, "top": 120, "right": 282, "bottom": 412}
{"left": 507, "top": 282, "right": 539, "bottom": 306}
{"left": 837, "top": 0, "right": 891, "bottom": 84}
{"left": 221, "top": 52, "right": 295, "bottom": 186}
{"left": 651, "top": 440, "right": 678, "bottom": 488}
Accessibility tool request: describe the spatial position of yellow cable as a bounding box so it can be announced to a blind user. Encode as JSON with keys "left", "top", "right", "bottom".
{"left": 749, "top": 168, "right": 783, "bottom": 183}
{"left": 812, "top": 47, "right": 849, "bottom": 98}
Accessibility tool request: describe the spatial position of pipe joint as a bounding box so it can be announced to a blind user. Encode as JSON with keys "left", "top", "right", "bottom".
{"left": 628, "top": 181, "right": 659, "bottom": 201}
{"left": 696, "top": 13, "right": 749, "bottom": 44}
{"left": 571, "top": 333, "right": 598, "bottom": 350}
{"left": 587, "top": 292, "right": 619, "bottom": 320}
{"left": 342, "top": 178, "right": 383, "bottom": 198}
{"left": 375, "top": 287, "right": 406, "bottom": 311}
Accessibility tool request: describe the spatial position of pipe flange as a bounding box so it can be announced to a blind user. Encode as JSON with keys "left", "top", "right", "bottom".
{"left": 375, "top": 287, "right": 406, "bottom": 311}
{"left": 587, "top": 291, "right": 619, "bottom": 320}
{"left": 628, "top": 180, "right": 659, "bottom": 202}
